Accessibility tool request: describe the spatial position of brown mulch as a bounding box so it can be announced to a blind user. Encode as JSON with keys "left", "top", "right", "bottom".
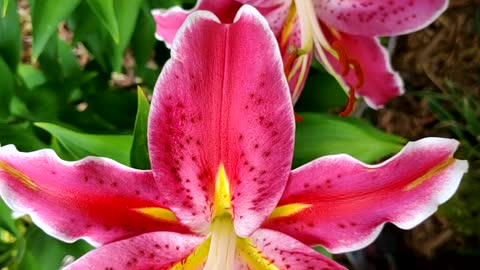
{"left": 377, "top": 0, "right": 480, "bottom": 141}
{"left": 375, "top": 0, "right": 480, "bottom": 263}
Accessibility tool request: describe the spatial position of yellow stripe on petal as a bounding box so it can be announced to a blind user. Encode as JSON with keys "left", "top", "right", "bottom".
{"left": 237, "top": 237, "right": 279, "bottom": 270}
{"left": 0, "top": 161, "right": 39, "bottom": 191}
{"left": 213, "top": 163, "right": 232, "bottom": 218}
{"left": 268, "top": 203, "right": 311, "bottom": 219}
{"left": 404, "top": 158, "right": 455, "bottom": 191}
{"left": 280, "top": 3, "right": 297, "bottom": 48}
{"left": 134, "top": 207, "right": 177, "bottom": 222}
{"left": 170, "top": 237, "right": 211, "bottom": 270}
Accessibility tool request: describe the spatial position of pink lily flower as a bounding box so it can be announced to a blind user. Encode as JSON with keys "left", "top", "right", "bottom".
{"left": 152, "top": 0, "right": 449, "bottom": 111}
{"left": 0, "top": 6, "right": 467, "bottom": 269}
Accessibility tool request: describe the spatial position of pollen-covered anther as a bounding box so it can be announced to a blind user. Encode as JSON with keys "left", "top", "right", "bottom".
{"left": 331, "top": 41, "right": 350, "bottom": 76}
{"left": 329, "top": 40, "right": 364, "bottom": 117}
{"left": 284, "top": 44, "right": 299, "bottom": 77}
{"left": 339, "top": 83, "right": 356, "bottom": 118}
{"left": 294, "top": 113, "right": 304, "bottom": 122}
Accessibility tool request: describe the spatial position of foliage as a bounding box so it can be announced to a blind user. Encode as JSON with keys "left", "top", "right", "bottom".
{"left": 420, "top": 82, "right": 480, "bottom": 238}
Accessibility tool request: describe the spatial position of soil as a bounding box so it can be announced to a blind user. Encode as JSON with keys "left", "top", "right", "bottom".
{"left": 378, "top": 0, "right": 480, "bottom": 140}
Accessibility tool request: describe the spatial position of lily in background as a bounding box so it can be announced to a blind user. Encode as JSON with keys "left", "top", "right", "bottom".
{"left": 0, "top": 6, "right": 466, "bottom": 269}
{"left": 152, "top": 0, "right": 449, "bottom": 113}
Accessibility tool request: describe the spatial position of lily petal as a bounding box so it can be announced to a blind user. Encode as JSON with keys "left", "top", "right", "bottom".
{"left": 64, "top": 232, "right": 205, "bottom": 269}
{"left": 263, "top": 138, "right": 468, "bottom": 253}
{"left": 152, "top": 0, "right": 242, "bottom": 47}
{"left": 153, "top": 1, "right": 292, "bottom": 47}
{"left": 0, "top": 145, "right": 188, "bottom": 246}
{"left": 281, "top": 12, "right": 313, "bottom": 104}
{"left": 237, "top": 0, "right": 293, "bottom": 37}
{"left": 152, "top": 7, "right": 189, "bottom": 47}
{"left": 322, "top": 32, "right": 404, "bottom": 108}
{"left": 236, "top": 229, "right": 346, "bottom": 269}
{"left": 314, "top": 0, "right": 449, "bottom": 36}
{"left": 149, "top": 6, "right": 294, "bottom": 236}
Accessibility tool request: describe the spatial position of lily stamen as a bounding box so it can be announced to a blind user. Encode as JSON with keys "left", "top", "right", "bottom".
{"left": 349, "top": 59, "right": 365, "bottom": 89}
{"left": 280, "top": 2, "right": 298, "bottom": 52}
{"left": 331, "top": 41, "right": 350, "bottom": 76}
{"left": 339, "top": 84, "right": 356, "bottom": 117}
{"left": 329, "top": 40, "right": 365, "bottom": 117}
{"left": 283, "top": 45, "right": 298, "bottom": 76}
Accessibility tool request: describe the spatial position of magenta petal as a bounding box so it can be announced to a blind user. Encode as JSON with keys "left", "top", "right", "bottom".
{"left": 0, "top": 145, "right": 189, "bottom": 246}
{"left": 315, "top": 0, "right": 448, "bottom": 36}
{"left": 152, "top": 7, "right": 190, "bottom": 47}
{"left": 324, "top": 33, "right": 404, "bottom": 108}
{"left": 64, "top": 232, "right": 204, "bottom": 269}
{"left": 148, "top": 6, "right": 294, "bottom": 236}
{"left": 152, "top": 0, "right": 242, "bottom": 47}
{"left": 237, "top": 0, "right": 292, "bottom": 37}
{"left": 263, "top": 138, "right": 468, "bottom": 253}
{"left": 237, "top": 229, "right": 346, "bottom": 269}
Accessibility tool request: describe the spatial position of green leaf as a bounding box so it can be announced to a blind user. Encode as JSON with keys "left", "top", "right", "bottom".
{"left": 86, "top": 0, "right": 119, "bottom": 43}
{"left": 69, "top": 1, "right": 112, "bottom": 71}
{"left": 71, "top": 0, "right": 143, "bottom": 72}
{"left": 149, "top": 0, "right": 182, "bottom": 8}
{"left": 293, "top": 113, "right": 406, "bottom": 167}
{"left": 38, "top": 35, "right": 81, "bottom": 81}
{"left": 0, "top": 242, "right": 16, "bottom": 269}
{"left": 30, "top": 0, "right": 81, "bottom": 59}
{"left": 17, "top": 86, "right": 63, "bottom": 122}
{"left": 35, "top": 122, "right": 133, "bottom": 165}
{"left": 17, "top": 64, "right": 47, "bottom": 90}
{"left": 428, "top": 98, "right": 465, "bottom": 141}
{"left": 0, "top": 0, "right": 21, "bottom": 71}
{"left": 115, "top": 0, "right": 143, "bottom": 54}
{"left": 130, "top": 87, "right": 151, "bottom": 169}
{"left": 0, "top": 122, "right": 47, "bottom": 151}
{"left": 0, "top": 199, "right": 18, "bottom": 237}
{"left": 18, "top": 226, "right": 92, "bottom": 270}
{"left": 87, "top": 90, "right": 137, "bottom": 130}
{"left": 9, "top": 96, "right": 31, "bottom": 118}
{"left": 0, "top": 56, "right": 14, "bottom": 121}
{"left": 295, "top": 68, "right": 347, "bottom": 113}
{"left": 105, "top": 0, "right": 143, "bottom": 71}
{"left": 131, "top": 4, "right": 156, "bottom": 73}
{"left": 1, "top": 0, "right": 7, "bottom": 17}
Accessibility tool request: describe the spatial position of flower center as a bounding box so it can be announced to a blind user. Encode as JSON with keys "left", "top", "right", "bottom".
{"left": 203, "top": 164, "right": 237, "bottom": 270}
{"left": 204, "top": 215, "right": 237, "bottom": 270}
{"left": 289, "top": 0, "right": 364, "bottom": 116}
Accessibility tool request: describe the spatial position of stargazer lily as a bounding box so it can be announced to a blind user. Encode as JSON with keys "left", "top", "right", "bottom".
{"left": 0, "top": 6, "right": 467, "bottom": 270}
{"left": 152, "top": 0, "right": 449, "bottom": 112}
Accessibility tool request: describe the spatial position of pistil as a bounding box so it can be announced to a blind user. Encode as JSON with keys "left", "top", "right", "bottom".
{"left": 203, "top": 215, "right": 237, "bottom": 270}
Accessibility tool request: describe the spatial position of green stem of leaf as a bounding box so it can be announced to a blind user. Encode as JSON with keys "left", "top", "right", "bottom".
{"left": 2, "top": 0, "right": 8, "bottom": 17}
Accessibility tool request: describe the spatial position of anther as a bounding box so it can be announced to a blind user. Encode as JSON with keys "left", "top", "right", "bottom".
{"left": 348, "top": 59, "right": 364, "bottom": 89}
{"left": 339, "top": 84, "right": 356, "bottom": 117}
{"left": 284, "top": 45, "right": 298, "bottom": 76}
{"left": 294, "top": 113, "right": 304, "bottom": 122}
{"left": 331, "top": 41, "right": 350, "bottom": 76}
